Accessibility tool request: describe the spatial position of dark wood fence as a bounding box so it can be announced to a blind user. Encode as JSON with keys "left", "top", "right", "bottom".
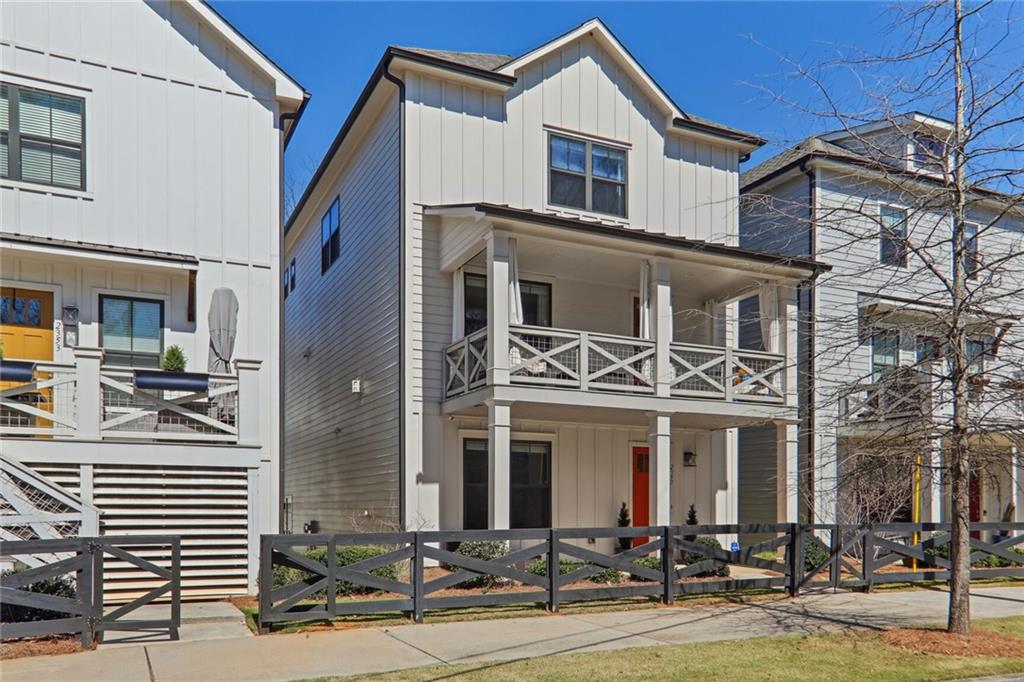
{"left": 0, "top": 536, "right": 181, "bottom": 645}
{"left": 259, "top": 522, "right": 1024, "bottom": 631}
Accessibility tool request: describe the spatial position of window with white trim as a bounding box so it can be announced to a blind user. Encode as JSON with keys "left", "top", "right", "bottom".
{"left": 320, "top": 197, "right": 341, "bottom": 274}
{"left": 549, "top": 133, "right": 626, "bottom": 217}
{"left": 1, "top": 82, "right": 85, "bottom": 190}
{"left": 879, "top": 205, "right": 908, "bottom": 267}
{"left": 100, "top": 295, "right": 163, "bottom": 368}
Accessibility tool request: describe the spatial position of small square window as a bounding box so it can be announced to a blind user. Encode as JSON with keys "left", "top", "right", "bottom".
{"left": 548, "top": 133, "right": 627, "bottom": 218}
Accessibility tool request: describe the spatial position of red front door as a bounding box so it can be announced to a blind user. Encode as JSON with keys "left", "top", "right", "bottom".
{"left": 969, "top": 473, "right": 982, "bottom": 539}
{"left": 632, "top": 447, "right": 650, "bottom": 547}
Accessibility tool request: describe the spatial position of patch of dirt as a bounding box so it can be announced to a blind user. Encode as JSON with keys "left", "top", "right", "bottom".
{"left": 230, "top": 595, "right": 258, "bottom": 610}
{"left": 0, "top": 636, "right": 83, "bottom": 660}
{"left": 882, "top": 628, "right": 1024, "bottom": 658}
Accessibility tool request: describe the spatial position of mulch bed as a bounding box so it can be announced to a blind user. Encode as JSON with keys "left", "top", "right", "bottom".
{"left": 882, "top": 628, "right": 1024, "bottom": 658}
{"left": 0, "top": 636, "right": 83, "bottom": 660}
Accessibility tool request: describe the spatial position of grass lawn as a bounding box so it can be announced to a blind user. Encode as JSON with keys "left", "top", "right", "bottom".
{"left": 317, "top": 616, "right": 1024, "bottom": 682}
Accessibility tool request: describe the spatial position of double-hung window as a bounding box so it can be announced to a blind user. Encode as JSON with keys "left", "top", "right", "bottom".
{"left": 320, "top": 197, "right": 341, "bottom": 274}
{"left": 879, "top": 205, "right": 908, "bottom": 267}
{"left": 462, "top": 439, "right": 551, "bottom": 530}
{"left": 871, "top": 328, "right": 900, "bottom": 381}
{"left": 966, "top": 338, "right": 986, "bottom": 376}
{"left": 960, "top": 221, "right": 979, "bottom": 280}
{"left": 1, "top": 83, "right": 85, "bottom": 190}
{"left": 549, "top": 133, "right": 627, "bottom": 217}
{"left": 100, "top": 295, "right": 163, "bottom": 368}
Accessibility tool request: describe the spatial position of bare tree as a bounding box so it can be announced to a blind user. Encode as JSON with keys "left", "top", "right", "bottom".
{"left": 743, "top": 0, "right": 1024, "bottom": 635}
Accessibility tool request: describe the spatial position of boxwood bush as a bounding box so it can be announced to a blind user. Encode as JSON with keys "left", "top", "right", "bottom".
{"left": 925, "top": 534, "right": 1024, "bottom": 568}
{"left": 681, "top": 536, "right": 730, "bottom": 577}
{"left": 0, "top": 569, "right": 76, "bottom": 623}
{"left": 524, "top": 558, "right": 622, "bottom": 584}
{"left": 804, "top": 535, "right": 831, "bottom": 573}
{"left": 443, "top": 540, "right": 508, "bottom": 588}
{"left": 271, "top": 545, "right": 399, "bottom": 597}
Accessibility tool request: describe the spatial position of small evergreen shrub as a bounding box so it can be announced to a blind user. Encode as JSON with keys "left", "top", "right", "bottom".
{"left": 804, "top": 535, "right": 831, "bottom": 573}
{"left": 923, "top": 533, "right": 1023, "bottom": 568}
{"left": 681, "top": 536, "right": 730, "bottom": 577}
{"left": 525, "top": 558, "right": 622, "bottom": 584}
{"left": 683, "top": 505, "right": 699, "bottom": 542}
{"left": 629, "top": 555, "right": 663, "bottom": 582}
{"left": 270, "top": 545, "right": 399, "bottom": 597}
{"left": 443, "top": 540, "right": 507, "bottom": 588}
{"left": 616, "top": 502, "right": 631, "bottom": 551}
{"left": 0, "top": 569, "right": 76, "bottom": 623}
{"left": 160, "top": 345, "right": 187, "bottom": 372}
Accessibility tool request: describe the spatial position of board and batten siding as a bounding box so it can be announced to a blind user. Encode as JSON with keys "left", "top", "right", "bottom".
{"left": 403, "top": 33, "right": 740, "bottom": 242}
{"left": 283, "top": 97, "right": 402, "bottom": 533}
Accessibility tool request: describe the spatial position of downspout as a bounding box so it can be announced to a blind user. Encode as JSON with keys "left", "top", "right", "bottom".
{"left": 799, "top": 159, "right": 818, "bottom": 524}
{"left": 383, "top": 66, "right": 407, "bottom": 530}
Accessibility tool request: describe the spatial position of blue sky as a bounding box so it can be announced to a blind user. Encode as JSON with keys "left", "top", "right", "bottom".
{"left": 213, "top": 1, "right": 1021, "bottom": 197}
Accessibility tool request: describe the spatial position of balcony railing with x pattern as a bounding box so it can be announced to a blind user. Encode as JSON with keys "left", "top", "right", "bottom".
{"left": 444, "top": 326, "right": 786, "bottom": 404}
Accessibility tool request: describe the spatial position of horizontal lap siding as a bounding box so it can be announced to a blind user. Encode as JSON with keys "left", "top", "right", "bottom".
{"left": 283, "top": 97, "right": 402, "bottom": 533}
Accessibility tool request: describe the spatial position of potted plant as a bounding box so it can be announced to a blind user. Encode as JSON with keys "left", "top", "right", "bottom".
{"left": 684, "top": 505, "right": 698, "bottom": 542}
{"left": 615, "top": 502, "right": 631, "bottom": 552}
{"left": 160, "top": 345, "right": 187, "bottom": 372}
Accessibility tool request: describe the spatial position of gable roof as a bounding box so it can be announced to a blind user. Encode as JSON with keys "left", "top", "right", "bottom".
{"left": 395, "top": 47, "right": 513, "bottom": 72}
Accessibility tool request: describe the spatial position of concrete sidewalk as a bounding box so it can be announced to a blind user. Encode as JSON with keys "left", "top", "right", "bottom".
{"left": 2, "top": 586, "right": 1022, "bottom": 682}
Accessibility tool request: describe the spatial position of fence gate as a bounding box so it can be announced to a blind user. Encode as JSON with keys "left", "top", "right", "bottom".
{"left": 0, "top": 535, "right": 181, "bottom": 645}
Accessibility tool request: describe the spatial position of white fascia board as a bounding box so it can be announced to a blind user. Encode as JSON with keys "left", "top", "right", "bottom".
{"left": 390, "top": 57, "right": 513, "bottom": 94}
{"left": 1, "top": 239, "right": 197, "bottom": 273}
{"left": 186, "top": 0, "right": 305, "bottom": 105}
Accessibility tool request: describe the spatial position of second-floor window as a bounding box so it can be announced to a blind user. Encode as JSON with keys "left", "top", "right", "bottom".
{"left": 320, "top": 197, "right": 341, "bottom": 274}
{"left": 871, "top": 328, "right": 900, "bottom": 380}
{"left": 966, "top": 338, "right": 986, "bottom": 376}
{"left": 100, "top": 295, "right": 163, "bottom": 368}
{"left": 549, "top": 133, "right": 626, "bottom": 218}
{"left": 912, "top": 133, "right": 945, "bottom": 172}
{"left": 1, "top": 83, "right": 85, "bottom": 190}
{"left": 879, "top": 205, "right": 908, "bottom": 267}
{"left": 959, "top": 221, "right": 979, "bottom": 280}
{"left": 463, "top": 273, "right": 551, "bottom": 334}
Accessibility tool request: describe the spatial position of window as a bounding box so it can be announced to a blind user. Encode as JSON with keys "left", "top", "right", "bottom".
{"left": 871, "top": 328, "right": 900, "bottom": 380}
{"left": 320, "top": 197, "right": 341, "bottom": 273}
{"left": 462, "top": 439, "right": 552, "bottom": 530}
{"left": 549, "top": 133, "right": 626, "bottom": 217}
{"left": 912, "top": 133, "right": 946, "bottom": 171}
{"left": 1, "top": 83, "right": 85, "bottom": 190}
{"left": 283, "top": 259, "right": 296, "bottom": 300}
{"left": 959, "top": 222, "right": 979, "bottom": 280}
{"left": 966, "top": 338, "right": 986, "bottom": 376}
{"left": 879, "top": 205, "right": 908, "bottom": 267}
{"left": 916, "top": 336, "right": 941, "bottom": 364}
{"left": 463, "top": 273, "right": 552, "bottom": 334}
{"left": 100, "top": 295, "right": 163, "bottom": 368}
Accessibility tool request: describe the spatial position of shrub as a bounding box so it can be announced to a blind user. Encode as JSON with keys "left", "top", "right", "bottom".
{"left": 615, "top": 503, "right": 631, "bottom": 551}
{"left": 804, "top": 535, "right": 831, "bottom": 573}
{"left": 629, "top": 555, "right": 663, "bottom": 582}
{"left": 681, "top": 536, "right": 729, "bottom": 577}
{"left": 683, "top": 505, "right": 699, "bottom": 542}
{"left": 443, "top": 541, "right": 507, "bottom": 588}
{"left": 924, "top": 533, "right": 1024, "bottom": 568}
{"left": 160, "top": 345, "right": 187, "bottom": 372}
{"left": 525, "top": 558, "right": 622, "bottom": 584}
{"left": 0, "top": 570, "right": 76, "bottom": 623}
{"left": 270, "top": 545, "right": 399, "bottom": 598}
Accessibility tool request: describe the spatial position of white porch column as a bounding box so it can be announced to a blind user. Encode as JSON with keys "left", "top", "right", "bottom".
{"left": 778, "top": 284, "right": 799, "bottom": 408}
{"left": 74, "top": 347, "right": 103, "bottom": 439}
{"left": 650, "top": 260, "right": 672, "bottom": 398}
{"left": 776, "top": 421, "right": 799, "bottom": 522}
{"left": 647, "top": 412, "right": 672, "bottom": 527}
{"left": 234, "top": 358, "right": 262, "bottom": 447}
{"left": 924, "top": 436, "right": 944, "bottom": 523}
{"left": 711, "top": 428, "right": 739, "bottom": 548}
{"left": 486, "top": 399, "right": 512, "bottom": 530}
{"left": 486, "top": 232, "right": 510, "bottom": 386}
{"left": 1011, "top": 447, "right": 1021, "bottom": 534}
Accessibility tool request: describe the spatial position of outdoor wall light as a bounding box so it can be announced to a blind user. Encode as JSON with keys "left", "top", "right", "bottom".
{"left": 683, "top": 451, "right": 697, "bottom": 467}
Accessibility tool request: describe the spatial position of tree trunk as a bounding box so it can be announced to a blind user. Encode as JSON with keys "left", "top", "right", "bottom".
{"left": 947, "top": 441, "right": 971, "bottom": 634}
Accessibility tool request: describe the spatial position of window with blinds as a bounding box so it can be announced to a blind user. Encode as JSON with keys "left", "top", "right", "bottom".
{"left": 1, "top": 82, "right": 85, "bottom": 190}
{"left": 100, "top": 295, "right": 163, "bottom": 368}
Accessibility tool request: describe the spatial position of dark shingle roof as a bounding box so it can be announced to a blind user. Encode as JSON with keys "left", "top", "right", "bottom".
{"left": 395, "top": 47, "right": 512, "bottom": 72}
{"left": 740, "top": 137, "right": 863, "bottom": 189}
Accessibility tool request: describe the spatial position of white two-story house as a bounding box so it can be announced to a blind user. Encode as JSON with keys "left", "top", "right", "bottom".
{"left": 0, "top": 0, "right": 306, "bottom": 596}
{"left": 283, "top": 19, "right": 825, "bottom": 549}
{"left": 741, "top": 113, "right": 1023, "bottom": 531}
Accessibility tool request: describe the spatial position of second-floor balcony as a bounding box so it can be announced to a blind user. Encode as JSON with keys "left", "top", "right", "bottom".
{"left": 446, "top": 325, "right": 786, "bottom": 404}
{"left": 0, "top": 348, "right": 261, "bottom": 446}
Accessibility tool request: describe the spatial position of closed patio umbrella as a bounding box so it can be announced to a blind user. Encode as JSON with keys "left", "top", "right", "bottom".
{"left": 208, "top": 287, "right": 239, "bottom": 373}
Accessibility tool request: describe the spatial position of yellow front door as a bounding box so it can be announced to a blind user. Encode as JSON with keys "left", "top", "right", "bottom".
{"left": 1, "top": 288, "right": 55, "bottom": 431}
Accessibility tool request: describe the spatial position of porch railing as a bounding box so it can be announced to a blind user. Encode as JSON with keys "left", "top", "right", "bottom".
{"left": 444, "top": 327, "right": 785, "bottom": 404}
{"left": 839, "top": 369, "right": 931, "bottom": 424}
{"left": 100, "top": 368, "right": 239, "bottom": 442}
{"left": 0, "top": 362, "right": 78, "bottom": 437}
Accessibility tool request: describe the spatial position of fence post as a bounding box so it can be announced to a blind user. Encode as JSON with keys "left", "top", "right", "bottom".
{"left": 829, "top": 525, "right": 841, "bottom": 590}
{"left": 327, "top": 535, "right": 337, "bottom": 619}
{"left": 170, "top": 538, "right": 181, "bottom": 639}
{"left": 90, "top": 539, "right": 105, "bottom": 644}
{"left": 258, "top": 535, "right": 272, "bottom": 634}
{"left": 548, "top": 528, "right": 560, "bottom": 613}
{"left": 863, "top": 525, "right": 875, "bottom": 593}
{"left": 788, "top": 523, "right": 804, "bottom": 597}
{"left": 662, "top": 526, "right": 674, "bottom": 605}
{"left": 77, "top": 538, "right": 95, "bottom": 648}
{"left": 412, "top": 532, "right": 424, "bottom": 624}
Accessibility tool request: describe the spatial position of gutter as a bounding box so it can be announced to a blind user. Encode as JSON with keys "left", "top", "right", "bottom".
{"left": 280, "top": 91, "right": 310, "bottom": 151}
{"left": 799, "top": 159, "right": 817, "bottom": 524}
{"left": 382, "top": 68, "right": 407, "bottom": 531}
{"left": 672, "top": 117, "right": 766, "bottom": 148}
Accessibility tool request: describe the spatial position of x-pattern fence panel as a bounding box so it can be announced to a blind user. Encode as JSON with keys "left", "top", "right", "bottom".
{"left": 0, "top": 362, "right": 78, "bottom": 437}
{"left": 0, "top": 535, "right": 181, "bottom": 645}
